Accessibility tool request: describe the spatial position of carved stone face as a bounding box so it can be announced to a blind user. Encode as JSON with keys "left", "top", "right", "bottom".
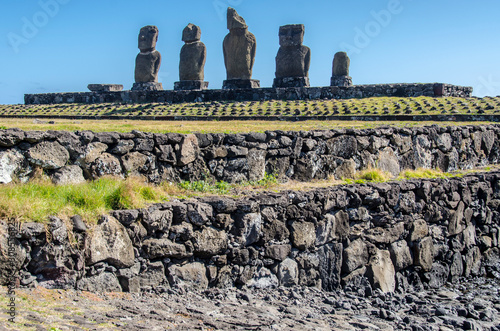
{"left": 182, "top": 23, "right": 201, "bottom": 43}
{"left": 279, "top": 24, "right": 304, "bottom": 47}
{"left": 138, "top": 25, "right": 159, "bottom": 52}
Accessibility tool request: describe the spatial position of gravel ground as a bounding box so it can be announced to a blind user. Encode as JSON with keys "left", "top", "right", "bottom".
{"left": 1, "top": 277, "right": 500, "bottom": 331}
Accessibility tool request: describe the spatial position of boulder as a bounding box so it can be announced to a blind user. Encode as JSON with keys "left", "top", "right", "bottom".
{"left": 342, "top": 239, "right": 369, "bottom": 274}
{"left": 449, "top": 202, "right": 465, "bottom": 236}
{"left": 121, "top": 152, "right": 150, "bottom": 175}
{"left": 142, "top": 238, "right": 190, "bottom": 259}
{"left": 233, "top": 213, "right": 262, "bottom": 246}
{"left": 77, "top": 272, "right": 122, "bottom": 292}
{"left": 318, "top": 243, "right": 343, "bottom": 291}
{"left": 87, "top": 215, "right": 135, "bottom": 268}
{"left": 27, "top": 141, "right": 69, "bottom": 170}
{"left": 389, "top": 240, "right": 413, "bottom": 271}
{"left": 464, "top": 246, "right": 482, "bottom": 277}
{"left": 89, "top": 153, "right": 122, "bottom": 179}
{"left": 51, "top": 165, "right": 85, "bottom": 185}
{"left": 178, "top": 134, "right": 199, "bottom": 166}
{"left": 265, "top": 244, "right": 291, "bottom": 261}
{"left": 247, "top": 149, "right": 266, "bottom": 181}
{"left": 367, "top": 249, "right": 395, "bottom": 293}
{"left": 247, "top": 267, "right": 279, "bottom": 289}
{"left": 0, "top": 222, "right": 26, "bottom": 285}
{"left": 123, "top": 261, "right": 167, "bottom": 292}
{"left": 327, "top": 136, "right": 357, "bottom": 159}
{"left": 187, "top": 202, "right": 213, "bottom": 226}
{"left": 192, "top": 227, "right": 228, "bottom": 256}
{"left": 168, "top": 262, "right": 208, "bottom": 291}
{"left": 414, "top": 237, "right": 434, "bottom": 272}
{"left": 335, "top": 159, "right": 356, "bottom": 179}
{"left": 377, "top": 147, "right": 400, "bottom": 177}
{"left": 141, "top": 208, "right": 173, "bottom": 236}
{"left": 410, "top": 219, "right": 429, "bottom": 242}
{"left": 290, "top": 221, "right": 316, "bottom": 250}
{"left": 277, "top": 258, "right": 299, "bottom": 286}
{"left": 0, "top": 149, "right": 29, "bottom": 184}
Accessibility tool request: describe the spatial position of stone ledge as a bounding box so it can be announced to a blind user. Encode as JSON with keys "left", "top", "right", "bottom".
{"left": 24, "top": 83, "right": 473, "bottom": 105}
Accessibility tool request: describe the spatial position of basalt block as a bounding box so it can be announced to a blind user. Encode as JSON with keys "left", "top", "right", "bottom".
{"left": 174, "top": 80, "right": 209, "bottom": 91}
{"left": 222, "top": 79, "right": 260, "bottom": 90}
{"left": 87, "top": 84, "right": 124, "bottom": 92}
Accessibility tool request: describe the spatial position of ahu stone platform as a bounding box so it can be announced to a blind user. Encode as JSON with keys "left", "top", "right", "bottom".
{"left": 24, "top": 83, "right": 473, "bottom": 105}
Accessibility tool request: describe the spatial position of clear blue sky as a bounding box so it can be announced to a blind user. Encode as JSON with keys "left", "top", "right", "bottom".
{"left": 1, "top": 0, "right": 499, "bottom": 104}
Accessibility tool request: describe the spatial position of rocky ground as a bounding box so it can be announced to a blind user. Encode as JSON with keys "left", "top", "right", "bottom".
{"left": 1, "top": 277, "right": 500, "bottom": 331}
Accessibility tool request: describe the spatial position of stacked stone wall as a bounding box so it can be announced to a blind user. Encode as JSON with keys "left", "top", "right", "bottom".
{"left": 24, "top": 83, "right": 473, "bottom": 105}
{"left": 1, "top": 124, "right": 499, "bottom": 185}
{"left": 1, "top": 172, "right": 499, "bottom": 294}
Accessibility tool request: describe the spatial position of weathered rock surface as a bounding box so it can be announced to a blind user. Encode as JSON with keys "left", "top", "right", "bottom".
{"left": 274, "top": 24, "right": 311, "bottom": 88}
{"left": 178, "top": 23, "right": 207, "bottom": 82}
{"left": 0, "top": 149, "right": 29, "bottom": 183}
{"left": 27, "top": 141, "right": 69, "bottom": 169}
{"left": 1, "top": 124, "right": 499, "bottom": 184}
{"left": 223, "top": 7, "right": 257, "bottom": 82}
{"left": 51, "top": 165, "right": 86, "bottom": 185}
{"left": 134, "top": 25, "right": 162, "bottom": 87}
{"left": 332, "top": 51, "right": 350, "bottom": 76}
{"left": 86, "top": 215, "right": 135, "bottom": 268}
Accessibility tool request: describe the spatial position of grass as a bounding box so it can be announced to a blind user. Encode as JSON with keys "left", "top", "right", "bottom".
{"left": 0, "top": 176, "right": 170, "bottom": 223}
{"left": 0, "top": 173, "right": 280, "bottom": 223}
{"left": 2, "top": 96, "right": 500, "bottom": 120}
{"left": 397, "top": 168, "right": 463, "bottom": 180}
{"left": 1, "top": 167, "right": 494, "bottom": 224}
{"left": 0, "top": 117, "right": 497, "bottom": 134}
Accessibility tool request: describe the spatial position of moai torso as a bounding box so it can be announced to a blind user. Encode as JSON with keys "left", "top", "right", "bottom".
{"left": 135, "top": 25, "right": 161, "bottom": 83}
{"left": 223, "top": 7, "right": 256, "bottom": 80}
{"left": 275, "top": 24, "right": 310, "bottom": 78}
{"left": 135, "top": 51, "right": 161, "bottom": 83}
{"left": 332, "top": 52, "right": 350, "bottom": 77}
{"left": 179, "top": 23, "right": 206, "bottom": 81}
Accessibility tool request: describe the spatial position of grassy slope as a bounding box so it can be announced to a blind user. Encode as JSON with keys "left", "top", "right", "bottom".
{"left": 2, "top": 96, "right": 500, "bottom": 119}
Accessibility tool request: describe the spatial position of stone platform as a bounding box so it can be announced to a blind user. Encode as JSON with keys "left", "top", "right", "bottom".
{"left": 24, "top": 83, "right": 473, "bottom": 105}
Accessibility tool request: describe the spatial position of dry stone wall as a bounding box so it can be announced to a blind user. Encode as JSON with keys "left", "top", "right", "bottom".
{"left": 1, "top": 172, "right": 499, "bottom": 294}
{"left": 24, "top": 83, "right": 472, "bottom": 105}
{"left": 1, "top": 124, "right": 500, "bottom": 185}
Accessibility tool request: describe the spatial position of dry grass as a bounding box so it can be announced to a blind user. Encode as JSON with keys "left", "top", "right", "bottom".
{"left": 2, "top": 166, "right": 497, "bottom": 224}
{"left": 0, "top": 117, "right": 496, "bottom": 134}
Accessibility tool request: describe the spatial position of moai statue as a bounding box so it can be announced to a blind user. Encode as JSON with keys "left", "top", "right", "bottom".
{"left": 331, "top": 52, "right": 352, "bottom": 87}
{"left": 222, "top": 7, "right": 260, "bottom": 89}
{"left": 174, "top": 23, "right": 209, "bottom": 91}
{"left": 132, "top": 25, "right": 163, "bottom": 91}
{"left": 273, "top": 24, "right": 311, "bottom": 88}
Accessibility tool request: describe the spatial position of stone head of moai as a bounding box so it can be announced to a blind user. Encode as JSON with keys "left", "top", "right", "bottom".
{"left": 138, "top": 25, "right": 159, "bottom": 52}
{"left": 333, "top": 52, "right": 350, "bottom": 77}
{"left": 227, "top": 7, "right": 248, "bottom": 30}
{"left": 279, "top": 24, "right": 305, "bottom": 47}
{"left": 182, "top": 23, "right": 201, "bottom": 43}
